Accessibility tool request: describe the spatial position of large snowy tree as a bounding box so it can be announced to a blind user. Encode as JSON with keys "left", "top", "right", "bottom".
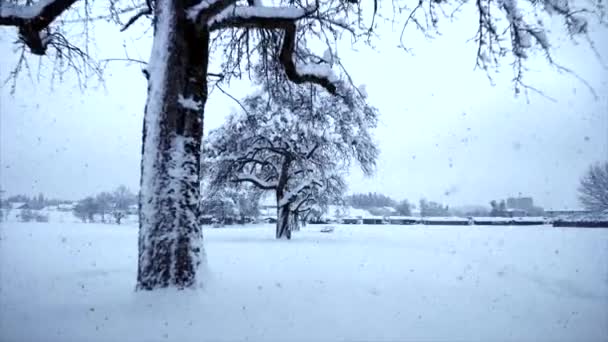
{"left": 199, "top": 183, "right": 261, "bottom": 222}
{"left": 1, "top": 0, "right": 604, "bottom": 289}
{"left": 205, "top": 82, "right": 375, "bottom": 238}
{"left": 578, "top": 162, "right": 608, "bottom": 212}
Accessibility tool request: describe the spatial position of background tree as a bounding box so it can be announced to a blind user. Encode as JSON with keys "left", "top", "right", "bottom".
{"left": 205, "top": 82, "right": 377, "bottom": 239}
{"left": 73, "top": 196, "right": 99, "bottom": 223}
{"left": 112, "top": 185, "right": 137, "bottom": 224}
{"left": 395, "top": 199, "right": 411, "bottom": 216}
{"left": 0, "top": 203, "right": 11, "bottom": 222}
{"left": 200, "top": 188, "right": 239, "bottom": 224}
{"left": 420, "top": 199, "right": 450, "bottom": 217}
{"left": 113, "top": 185, "right": 137, "bottom": 210}
{"left": 95, "top": 192, "right": 113, "bottom": 223}
{"left": 0, "top": 189, "right": 8, "bottom": 222}
{"left": 2, "top": 0, "right": 604, "bottom": 289}
{"left": 490, "top": 199, "right": 508, "bottom": 217}
{"left": 113, "top": 211, "right": 127, "bottom": 225}
{"left": 29, "top": 193, "right": 46, "bottom": 210}
{"left": 346, "top": 193, "right": 392, "bottom": 209}
{"left": 19, "top": 209, "right": 49, "bottom": 222}
{"left": 290, "top": 173, "right": 347, "bottom": 229}
{"left": 578, "top": 162, "right": 608, "bottom": 212}
{"left": 6, "top": 194, "right": 29, "bottom": 203}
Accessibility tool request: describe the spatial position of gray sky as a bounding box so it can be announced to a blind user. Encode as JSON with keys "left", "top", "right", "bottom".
{"left": 1, "top": 4, "right": 607, "bottom": 210}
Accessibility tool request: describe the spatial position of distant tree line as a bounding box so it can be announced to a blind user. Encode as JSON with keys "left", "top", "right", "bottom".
{"left": 1, "top": 192, "right": 66, "bottom": 222}
{"left": 18, "top": 209, "right": 50, "bottom": 223}
{"left": 346, "top": 193, "right": 396, "bottom": 209}
{"left": 199, "top": 186, "right": 261, "bottom": 225}
{"left": 73, "top": 186, "right": 137, "bottom": 224}
{"left": 3, "top": 193, "right": 70, "bottom": 210}
{"left": 419, "top": 199, "right": 450, "bottom": 217}
{"left": 488, "top": 197, "right": 544, "bottom": 217}
{"left": 579, "top": 161, "right": 608, "bottom": 212}
{"left": 345, "top": 193, "right": 412, "bottom": 216}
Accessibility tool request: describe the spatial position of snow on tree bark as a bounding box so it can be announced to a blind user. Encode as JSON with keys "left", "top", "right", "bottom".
{"left": 137, "top": 0, "right": 209, "bottom": 290}
{"left": 275, "top": 156, "right": 292, "bottom": 239}
{"left": 289, "top": 211, "right": 300, "bottom": 231}
{"left": 276, "top": 201, "right": 291, "bottom": 239}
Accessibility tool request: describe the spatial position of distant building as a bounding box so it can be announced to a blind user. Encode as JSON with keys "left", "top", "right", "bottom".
{"left": 545, "top": 209, "right": 591, "bottom": 218}
{"left": 127, "top": 204, "right": 139, "bottom": 215}
{"left": 505, "top": 196, "right": 544, "bottom": 216}
{"left": 342, "top": 218, "right": 361, "bottom": 224}
{"left": 57, "top": 203, "right": 75, "bottom": 212}
{"left": 387, "top": 216, "right": 419, "bottom": 225}
{"left": 362, "top": 217, "right": 385, "bottom": 225}
{"left": 9, "top": 202, "right": 27, "bottom": 210}
{"left": 506, "top": 197, "right": 534, "bottom": 211}
{"left": 505, "top": 208, "right": 527, "bottom": 217}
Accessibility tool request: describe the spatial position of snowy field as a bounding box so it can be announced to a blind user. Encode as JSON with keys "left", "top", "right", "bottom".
{"left": 1, "top": 222, "right": 607, "bottom": 342}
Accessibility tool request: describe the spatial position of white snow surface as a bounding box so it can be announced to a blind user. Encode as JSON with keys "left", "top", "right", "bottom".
{"left": 177, "top": 94, "right": 202, "bottom": 111}
{"left": 209, "top": 5, "right": 308, "bottom": 26}
{"left": 1, "top": 222, "right": 607, "bottom": 342}
{"left": 296, "top": 62, "right": 339, "bottom": 83}
{"left": 186, "top": 0, "right": 222, "bottom": 20}
{"left": 423, "top": 216, "right": 470, "bottom": 222}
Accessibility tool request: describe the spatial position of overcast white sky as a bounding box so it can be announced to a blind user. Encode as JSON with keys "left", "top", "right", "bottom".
{"left": 1, "top": 2, "right": 606, "bottom": 210}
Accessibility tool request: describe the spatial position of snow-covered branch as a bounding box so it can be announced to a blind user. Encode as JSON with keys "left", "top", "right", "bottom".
{"left": 188, "top": 0, "right": 238, "bottom": 24}
{"left": 293, "top": 193, "right": 314, "bottom": 213}
{"left": 305, "top": 143, "right": 319, "bottom": 159}
{"left": 208, "top": 4, "right": 314, "bottom": 28}
{"left": 233, "top": 173, "right": 278, "bottom": 190}
{"left": 204, "top": 2, "right": 339, "bottom": 94}
{"left": 279, "top": 23, "right": 338, "bottom": 95}
{"left": 0, "top": 0, "right": 76, "bottom": 26}
{"left": 0, "top": 0, "right": 79, "bottom": 54}
{"left": 278, "top": 178, "right": 322, "bottom": 207}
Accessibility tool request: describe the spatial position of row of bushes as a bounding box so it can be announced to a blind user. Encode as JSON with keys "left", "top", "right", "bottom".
{"left": 19, "top": 209, "right": 49, "bottom": 223}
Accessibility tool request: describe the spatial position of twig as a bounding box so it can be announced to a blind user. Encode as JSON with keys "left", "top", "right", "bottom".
{"left": 216, "top": 84, "right": 250, "bottom": 115}
{"left": 120, "top": 8, "right": 152, "bottom": 32}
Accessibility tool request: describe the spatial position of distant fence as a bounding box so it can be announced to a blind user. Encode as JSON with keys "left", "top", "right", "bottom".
{"left": 552, "top": 220, "right": 608, "bottom": 228}
{"left": 335, "top": 217, "right": 607, "bottom": 228}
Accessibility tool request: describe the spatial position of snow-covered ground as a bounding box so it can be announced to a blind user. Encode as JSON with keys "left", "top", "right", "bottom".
{"left": 1, "top": 222, "right": 607, "bottom": 341}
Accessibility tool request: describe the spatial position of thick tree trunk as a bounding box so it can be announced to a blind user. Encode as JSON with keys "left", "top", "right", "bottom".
{"left": 290, "top": 212, "right": 300, "bottom": 231}
{"left": 276, "top": 202, "right": 292, "bottom": 239}
{"left": 275, "top": 157, "right": 293, "bottom": 239}
{"left": 137, "top": 0, "right": 210, "bottom": 290}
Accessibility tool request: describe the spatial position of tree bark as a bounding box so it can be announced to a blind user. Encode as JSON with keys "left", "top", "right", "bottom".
{"left": 275, "top": 157, "right": 292, "bottom": 239}
{"left": 276, "top": 202, "right": 292, "bottom": 239}
{"left": 290, "top": 211, "right": 300, "bottom": 231}
{"left": 137, "top": 0, "right": 209, "bottom": 290}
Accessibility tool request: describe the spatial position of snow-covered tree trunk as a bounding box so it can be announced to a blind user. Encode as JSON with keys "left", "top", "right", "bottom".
{"left": 276, "top": 202, "right": 292, "bottom": 239}
{"left": 275, "top": 157, "right": 292, "bottom": 239}
{"left": 137, "top": 0, "right": 209, "bottom": 290}
{"left": 290, "top": 211, "right": 300, "bottom": 231}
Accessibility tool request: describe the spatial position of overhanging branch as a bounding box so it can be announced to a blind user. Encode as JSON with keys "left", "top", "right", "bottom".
{"left": 279, "top": 22, "right": 337, "bottom": 95}
{"left": 0, "top": 0, "right": 79, "bottom": 28}
{"left": 233, "top": 173, "right": 278, "bottom": 190}
{"left": 206, "top": 4, "right": 338, "bottom": 94}
{"left": 1, "top": 0, "right": 80, "bottom": 55}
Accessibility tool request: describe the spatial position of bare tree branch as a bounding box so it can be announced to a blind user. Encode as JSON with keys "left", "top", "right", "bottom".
{"left": 206, "top": 3, "right": 338, "bottom": 94}
{"left": 120, "top": 6, "right": 151, "bottom": 31}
